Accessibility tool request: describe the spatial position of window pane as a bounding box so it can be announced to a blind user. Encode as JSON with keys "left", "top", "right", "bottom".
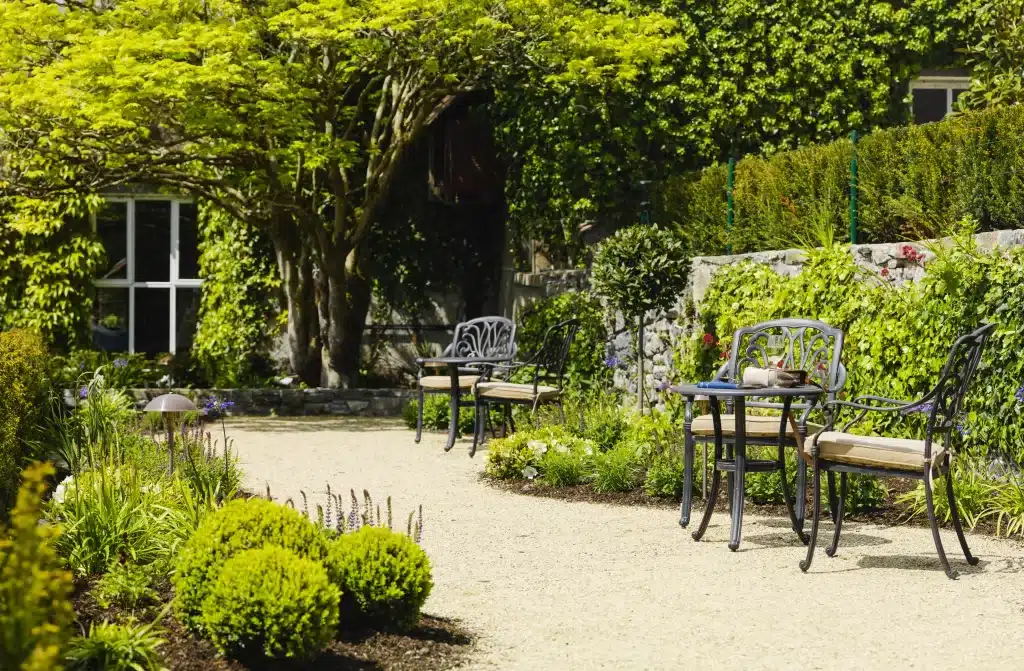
{"left": 96, "top": 202, "right": 128, "bottom": 280}
{"left": 178, "top": 202, "right": 200, "bottom": 279}
{"left": 92, "top": 288, "right": 129, "bottom": 352}
{"left": 134, "top": 288, "right": 170, "bottom": 356}
{"left": 175, "top": 287, "right": 201, "bottom": 352}
{"left": 912, "top": 88, "right": 947, "bottom": 124}
{"left": 135, "top": 200, "right": 171, "bottom": 282}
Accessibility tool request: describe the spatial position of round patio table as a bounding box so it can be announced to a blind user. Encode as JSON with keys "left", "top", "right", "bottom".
{"left": 669, "top": 384, "right": 824, "bottom": 551}
{"left": 415, "top": 356, "right": 510, "bottom": 453}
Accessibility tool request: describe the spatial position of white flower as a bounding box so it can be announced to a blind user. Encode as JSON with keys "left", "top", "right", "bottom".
{"left": 52, "top": 475, "right": 74, "bottom": 504}
{"left": 522, "top": 466, "right": 539, "bottom": 480}
{"left": 527, "top": 440, "right": 548, "bottom": 455}
{"left": 552, "top": 441, "right": 569, "bottom": 454}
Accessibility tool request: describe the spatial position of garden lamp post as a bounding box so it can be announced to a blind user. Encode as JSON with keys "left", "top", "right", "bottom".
{"left": 143, "top": 393, "right": 197, "bottom": 475}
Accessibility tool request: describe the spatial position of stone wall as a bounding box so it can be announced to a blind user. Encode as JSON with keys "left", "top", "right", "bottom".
{"left": 606, "top": 229, "right": 1024, "bottom": 400}
{"left": 128, "top": 387, "right": 415, "bottom": 417}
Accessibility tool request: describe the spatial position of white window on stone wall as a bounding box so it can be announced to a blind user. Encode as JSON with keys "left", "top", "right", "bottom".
{"left": 91, "top": 196, "right": 202, "bottom": 356}
{"left": 909, "top": 73, "right": 971, "bottom": 124}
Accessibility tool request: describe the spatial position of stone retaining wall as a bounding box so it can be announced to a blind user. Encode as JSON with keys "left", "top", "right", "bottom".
{"left": 606, "top": 229, "right": 1024, "bottom": 401}
{"left": 128, "top": 388, "right": 415, "bottom": 417}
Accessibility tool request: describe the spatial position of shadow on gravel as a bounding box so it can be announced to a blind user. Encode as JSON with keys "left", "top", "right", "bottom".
{"left": 228, "top": 417, "right": 404, "bottom": 433}
{"left": 857, "top": 554, "right": 988, "bottom": 576}
{"left": 743, "top": 530, "right": 891, "bottom": 550}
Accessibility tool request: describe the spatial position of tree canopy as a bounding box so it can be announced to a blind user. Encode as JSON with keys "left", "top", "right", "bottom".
{"left": 0, "top": 0, "right": 685, "bottom": 385}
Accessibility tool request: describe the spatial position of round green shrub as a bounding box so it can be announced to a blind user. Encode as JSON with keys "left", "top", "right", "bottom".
{"left": 325, "top": 527, "right": 432, "bottom": 631}
{"left": 172, "top": 498, "right": 328, "bottom": 632}
{"left": 200, "top": 546, "right": 339, "bottom": 661}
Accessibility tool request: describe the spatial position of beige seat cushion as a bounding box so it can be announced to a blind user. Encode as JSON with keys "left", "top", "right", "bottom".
{"left": 419, "top": 374, "right": 480, "bottom": 390}
{"left": 807, "top": 432, "right": 945, "bottom": 470}
{"left": 690, "top": 414, "right": 823, "bottom": 440}
{"left": 475, "top": 382, "right": 560, "bottom": 402}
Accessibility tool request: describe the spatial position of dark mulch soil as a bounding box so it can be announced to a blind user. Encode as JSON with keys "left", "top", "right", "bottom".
{"left": 485, "top": 474, "right": 1014, "bottom": 539}
{"left": 72, "top": 579, "right": 474, "bottom": 671}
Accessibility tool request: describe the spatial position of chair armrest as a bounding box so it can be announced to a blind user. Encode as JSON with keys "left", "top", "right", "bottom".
{"left": 821, "top": 392, "right": 934, "bottom": 433}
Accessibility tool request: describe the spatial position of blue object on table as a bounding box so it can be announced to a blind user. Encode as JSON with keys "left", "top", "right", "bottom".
{"left": 696, "top": 381, "right": 739, "bottom": 389}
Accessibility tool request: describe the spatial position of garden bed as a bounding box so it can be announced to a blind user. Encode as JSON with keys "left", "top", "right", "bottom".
{"left": 72, "top": 578, "right": 474, "bottom": 671}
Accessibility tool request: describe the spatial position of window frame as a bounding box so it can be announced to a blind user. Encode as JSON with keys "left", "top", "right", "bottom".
{"left": 92, "top": 195, "right": 203, "bottom": 354}
{"left": 908, "top": 75, "right": 972, "bottom": 121}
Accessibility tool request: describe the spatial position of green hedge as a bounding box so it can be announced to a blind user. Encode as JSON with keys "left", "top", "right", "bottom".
{"left": 656, "top": 105, "right": 1024, "bottom": 254}
{"left": 0, "top": 329, "right": 49, "bottom": 515}
{"left": 674, "top": 222, "right": 1024, "bottom": 464}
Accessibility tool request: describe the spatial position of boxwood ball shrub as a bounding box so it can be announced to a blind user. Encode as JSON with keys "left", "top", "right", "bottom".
{"left": 172, "top": 497, "right": 329, "bottom": 632}
{"left": 325, "top": 526, "right": 432, "bottom": 631}
{"left": 200, "top": 546, "right": 339, "bottom": 661}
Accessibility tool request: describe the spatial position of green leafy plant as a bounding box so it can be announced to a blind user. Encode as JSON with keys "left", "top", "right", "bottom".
{"left": 0, "top": 328, "right": 49, "bottom": 514}
{"left": 592, "top": 442, "right": 643, "bottom": 493}
{"left": 580, "top": 395, "right": 630, "bottom": 452}
{"left": 402, "top": 394, "right": 476, "bottom": 434}
{"left": 591, "top": 225, "right": 690, "bottom": 410}
{"left": 326, "top": 526, "right": 432, "bottom": 631}
{"left": 172, "top": 498, "right": 329, "bottom": 632}
{"left": 958, "top": 0, "right": 1024, "bottom": 109}
{"left": 983, "top": 471, "right": 1024, "bottom": 537}
{"left": 643, "top": 446, "right": 686, "bottom": 498}
{"left": 0, "top": 462, "right": 74, "bottom": 671}
{"left": 540, "top": 447, "right": 591, "bottom": 487}
{"left": 485, "top": 425, "right": 593, "bottom": 481}
{"left": 200, "top": 546, "right": 339, "bottom": 661}
{"left": 65, "top": 618, "right": 166, "bottom": 671}
{"left": 93, "top": 563, "right": 160, "bottom": 611}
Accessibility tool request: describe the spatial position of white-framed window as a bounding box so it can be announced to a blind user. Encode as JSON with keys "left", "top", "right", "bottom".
{"left": 92, "top": 196, "right": 203, "bottom": 356}
{"left": 909, "top": 75, "right": 971, "bottom": 124}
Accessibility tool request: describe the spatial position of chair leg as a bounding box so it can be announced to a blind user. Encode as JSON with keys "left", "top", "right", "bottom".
{"left": 679, "top": 429, "right": 694, "bottom": 528}
{"left": 692, "top": 433, "right": 723, "bottom": 542}
{"left": 924, "top": 467, "right": 957, "bottom": 579}
{"left": 946, "top": 467, "right": 979, "bottom": 566}
{"left": 800, "top": 460, "right": 822, "bottom": 573}
{"left": 779, "top": 444, "right": 808, "bottom": 544}
{"left": 827, "top": 471, "right": 839, "bottom": 524}
{"left": 470, "top": 397, "right": 483, "bottom": 458}
{"left": 558, "top": 400, "right": 566, "bottom": 426}
{"left": 795, "top": 457, "right": 807, "bottom": 535}
{"left": 826, "top": 472, "right": 848, "bottom": 557}
{"left": 415, "top": 386, "right": 424, "bottom": 443}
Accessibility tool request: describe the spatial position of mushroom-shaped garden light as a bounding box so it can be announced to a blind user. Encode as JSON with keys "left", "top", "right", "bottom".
{"left": 143, "top": 393, "right": 197, "bottom": 475}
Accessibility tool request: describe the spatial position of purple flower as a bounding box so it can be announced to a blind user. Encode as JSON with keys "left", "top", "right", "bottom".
{"left": 203, "top": 396, "right": 235, "bottom": 419}
{"left": 604, "top": 356, "right": 621, "bottom": 368}
{"left": 900, "top": 400, "right": 934, "bottom": 416}
{"left": 113, "top": 358, "right": 128, "bottom": 368}
{"left": 655, "top": 380, "right": 670, "bottom": 392}
{"left": 78, "top": 386, "right": 88, "bottom": 399}
{"left": 1015, "top": 385, "right": 1024, "bottom": 404}
{"left": 955, "top": 416, "right": 970, "bottom": 437}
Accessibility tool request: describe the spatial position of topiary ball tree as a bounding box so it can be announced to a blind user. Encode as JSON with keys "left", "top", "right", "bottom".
{"left": 591, "top": 224, "right": 690, "bottom": 411}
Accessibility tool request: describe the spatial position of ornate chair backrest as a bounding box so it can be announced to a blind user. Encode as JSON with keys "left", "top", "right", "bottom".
{"left": 924, "top": 323, "right": 995, "bottom": 438}
{"left": 450, "top": 317, "right": 517, "bottom": 361}
{"left": 727, "top": 319, "right": 846, "bottom": 417}
{"left": 530, "top": 319, "right": 580, "bottom": 391}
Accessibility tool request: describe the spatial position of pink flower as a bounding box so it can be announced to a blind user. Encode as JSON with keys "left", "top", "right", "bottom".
{"left": 702, "top": 333, "right": 716, "bottom": 347}
{"left": 880, "top": 268, "right": 889, "bottom": 277}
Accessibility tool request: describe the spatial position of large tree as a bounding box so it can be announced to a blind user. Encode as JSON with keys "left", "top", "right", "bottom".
{"left": 0, "top": 0, "right": 683, "bottom": 386}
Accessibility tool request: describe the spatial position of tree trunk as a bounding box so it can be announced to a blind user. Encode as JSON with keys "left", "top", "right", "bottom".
{"left": 276, "top": 247, "right": 320, "bottom": 386}
{"left": 319, "top": 245, "right": 372, "bottom": 388}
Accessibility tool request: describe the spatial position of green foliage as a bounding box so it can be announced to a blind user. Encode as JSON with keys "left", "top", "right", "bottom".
{"left": 51, "top": 352, "right": 171, "bottom": 392}
{"left": 326, "top": 527, "right": 432, "bottom": 631}
{"left": 485, "top": 425, "right": 594, "bottom": 480}
{"left": 47, "top": 465, "right": 188, "bottom": 576}
{"left": 193, "top": 205, "right": 281, "bottom": 387}
{"left": 200, "top": 546, "right": 338, "bottom": 661}
{"left": 0, "top": 463, "right": 74, "bottom": 671}
{"left": 516, "top": 291, "right": 609, "bottom": 393}
{"left": 0, "top": 208, "right": 104, "bottom": 348}
{"left": 643, "top": 445, "right": 685, "bottom": 498}
{"left": 172, "top": 498, "right": 329, "bottom": 633}
{"left": 580, "top": 396, "right": 630, "bottom": 453}
{"left": 93, "top": 563, "right": 160, "bottom": 611}
{"left": 591, "top": 225, "right": 690, "bottom": 319}
{"left": 984, "top": 471, "right": 1024, "bottom": 537}
{"left": 0, "top": 329, "right": 49, "bottom": 513}
{"left": 657, "top": 104, "right": 1024, "bottom": 254}
{"left": 65, "top": 619, "right": 165, "bottom": 671}
{"left": 958, "top": 0, "right": 1024, "bottom": 109}
{"left": 539, "top": 446, "right": 591, "bottom": 487}
{"left": 896, "top": 456, "right": 990, "bottom": 529}
{"left": 592, "top": 442, "right": 643, "bottom": 493}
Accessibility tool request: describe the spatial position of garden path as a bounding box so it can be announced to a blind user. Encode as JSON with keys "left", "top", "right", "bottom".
{"left": 229, "top": 417, "right": 1024, "bottom": 671}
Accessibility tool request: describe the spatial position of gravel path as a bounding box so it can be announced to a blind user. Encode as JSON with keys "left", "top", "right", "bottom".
{"left": 228, "top": 417, "right": 1024, "bottom": 670}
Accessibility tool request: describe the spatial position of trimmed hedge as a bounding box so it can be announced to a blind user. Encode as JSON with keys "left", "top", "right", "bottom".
{"left": 655, "top": 105, "right": 1024, "bottom": 254}
{"left": 0, "top": 329, "right": 49, "bottom": 514}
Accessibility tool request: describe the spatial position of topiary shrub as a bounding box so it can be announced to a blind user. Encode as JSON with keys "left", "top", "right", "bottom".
{"left": 325, "top": 527, "right": 432, "bottom": 631}
{"left": 0, "top": 329, "right": 49, "bottom": 514}
{"left": 172, "top": 498, "right": 328, "bottom": 632}
{"left": 0, "top": 462, "right": 74, "bottom": 671}
{"left": 200, "top": 546, "right": 339, "bottom": 661}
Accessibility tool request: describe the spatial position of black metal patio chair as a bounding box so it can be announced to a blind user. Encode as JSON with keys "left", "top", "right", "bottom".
{"left": 799, "top": 322, "right": 995, "bottom": 579}
{"left": 469, "top": 318, "right": 580, "bottom": 458}
{"left": 680, "top": 319, "right": 847, "bottom": 542}
{"left": 413, "top": 316, "right": 516, "bottom": 443}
